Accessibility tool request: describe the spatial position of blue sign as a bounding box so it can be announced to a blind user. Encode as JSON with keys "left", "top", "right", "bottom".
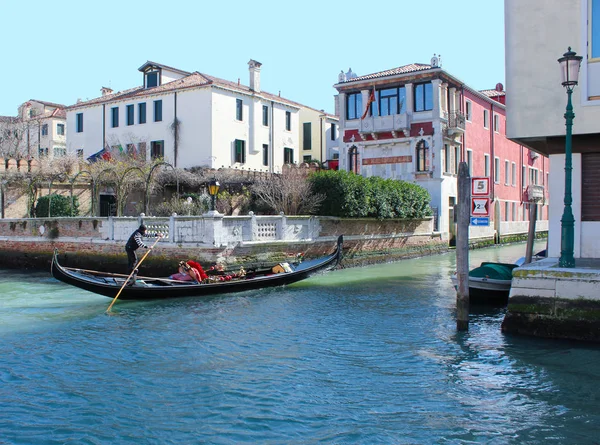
{"left": 470, "top": 217, "right": 490, "bottom": 226}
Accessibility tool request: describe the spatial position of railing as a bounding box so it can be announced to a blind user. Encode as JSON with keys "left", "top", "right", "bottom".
{"left": 444, "top": 111, "right": 466, "bottom": 131}
{"left": 526, "top": 185, "right": 545, "bottom": 203}
{"left": 359, "top": 114, "right": 410, "bottom": 135}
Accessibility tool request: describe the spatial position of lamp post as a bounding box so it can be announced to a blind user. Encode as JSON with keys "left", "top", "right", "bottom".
{"left": 208, "top": 178, "right": 220, "bottom": 212}
{"left": 557, "top": 47, "right": 583, "bottom": 268}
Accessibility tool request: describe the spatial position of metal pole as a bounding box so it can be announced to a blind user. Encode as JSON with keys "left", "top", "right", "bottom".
{"left": 456, "top": 162, "right": 470, "bottom": 331}
{"left": 559, "top": 88, "right": 575, "bottom": 268}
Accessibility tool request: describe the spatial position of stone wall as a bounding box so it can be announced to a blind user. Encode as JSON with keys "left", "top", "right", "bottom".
{"left": 0, "top": 214, "right": 446, "bottom": 274}
{"left": 502, "top": 258, "right": 600, "bottom": 342}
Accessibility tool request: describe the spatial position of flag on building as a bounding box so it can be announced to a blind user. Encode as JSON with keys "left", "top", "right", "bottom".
{"left": 87, "top": 146, "right": 112, "bottom": 163}
{"left": 361, "top": 86, "right": 376, "bottom": 120}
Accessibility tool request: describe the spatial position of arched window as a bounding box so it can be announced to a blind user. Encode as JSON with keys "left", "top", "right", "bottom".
{"left": 348, "top": 145, "right": 360, "bottom": 173}
{"left": 416, "top": 140, "right": 429, "bottom": 172}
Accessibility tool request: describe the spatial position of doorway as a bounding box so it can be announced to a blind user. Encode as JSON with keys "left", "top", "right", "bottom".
{"left": 99, "top": 194, "right": 117, "bottom": 217}
{"left": 448, "top": 197, "right": 457, "bottom": 247}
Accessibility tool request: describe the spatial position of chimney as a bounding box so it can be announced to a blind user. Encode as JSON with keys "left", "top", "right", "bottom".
{"left": 101, "top": 86, "right": 113, "bottom": 96}
{"left": 248, "top": 59, "right": 262, "bottom": 92}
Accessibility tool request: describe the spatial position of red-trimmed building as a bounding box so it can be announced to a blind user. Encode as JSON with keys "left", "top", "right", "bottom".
{"left": 333, "top": 57, "right": 549, "bottom": 243}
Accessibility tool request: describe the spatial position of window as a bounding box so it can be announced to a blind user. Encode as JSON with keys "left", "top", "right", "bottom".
{"left": 57, "top": 123, "right": 65, "bottom": 135}
{"left": 284, "top": 147, "right": 294, "bottom": 164}
{"left": 494, "top": 157, "right": 500, "bottom": 183}
{"left": 378, "top": 87, "right": 406, "bottom": 116}
{"left": 444, "top": 144, "right": 450, "bottom": 173}
{"left": 150, "top": 140, "right": 164, "bottom": 159}
{"left": 138, "top": 142, "right": 147, "bottom": 161}
{"left": 303, "top": 155, "right": 312, "bottom": 163}
{"left": 111, "top": 107, "right": 119, "bottom": 128}
{"left": 512, "top": 202, "right": 517, "bottom": 221}
{"left": 126, "top": 143, "right": 136, "bottom": 157}
{"left": 138, "top": 103, "right": 146, "bottom": 124}
{"left": 76, "top": 149, "right": 83, "bottom": 159}
{"left": 76, "top": 113, "right": 83, "bottom": 133}
{"left": 454, "top": 146, "right": 460, "bottom": 174}
{"left": 285, "top": 111, "right": 291, "bottom": 131}
{"left": 262, "top": 105, "right": 268, "bottom": 126}
{"left": 154, "top": 100, "right": 162, "bottom": 122}
{"left": 303, "top": 122, "right": 311, "bottom": 150}
{"left": 236, "top": 99, "right": 243, "bottom": 121}
{"left": 331, "top": 123, "right": 337, "bottom": 140}
{"left": 465, "top": 100, "right": 472, "bottom": 121}
{"left": 529, "top": 167, "right": 539, "bottom": 185}
{"left": 483, "top": 109, "right": 489, "bottom": 129}
{"left": 522, "top": 165, "right": 527, "bottom": 188}
{"left": 41, "top": 124, "right": 48, "bottom": 136}
{"left": 512, "top": 162, "right": 517, "bottom": 186}
{"left": 505, "top": 160, "right": 509, "bottom": 185}
{"left": 416, "top": 140, "right": 429, "bottom": 172}
{"left": 414, "top": 82, "right": 433, "bottom": 112}
{"left": 592, "top": 0, "right": 600, "bottom": 58}
{"left": 38, "top": 147, "right": 48, "bottom": 157}
{"left": 346, "top": 92, "right": 362, "bottom": 120}
{"left": 126, "top": 105, "right": 134, "bottom": 126}
{"left": 466, "top": 149, "right": 473, "bottom": 176}
{"left": 145, "top": 71, "right": 159, "bottom": 88}
{"left": 54, "top": 147, "right": 66, "bottom": 157}
{"left": 234, "top": 139, "right": 246, "bottom": 164}
{"left": 493, "top": 114, "right": 500, "bottom": 133}
{"left": 484, "top": 154, "right": 490, "bottom": 177}
{"left": 262, "top": 144, "right": 269, "bottom": 166}
{"left": 505, "top": 201, "right": 509, "bottom": 222}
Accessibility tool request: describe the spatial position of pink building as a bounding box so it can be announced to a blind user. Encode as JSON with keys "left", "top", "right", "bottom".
{"left": 333, "top": 57, "right": 549, "bottom": 244}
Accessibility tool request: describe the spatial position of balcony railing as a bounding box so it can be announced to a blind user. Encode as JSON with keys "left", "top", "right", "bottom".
{"left": 444, "top": 111, "right": 466, "bottom": 131}
{"left": 359, "top": 114, "right": 410, "bottom": 138}
{"left": 526, "top": 185, "right": 545, "bottom": 203}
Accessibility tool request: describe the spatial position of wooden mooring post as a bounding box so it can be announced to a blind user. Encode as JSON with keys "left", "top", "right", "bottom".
{"left": 456, "top": 162, "right": 470, "bottom": 331}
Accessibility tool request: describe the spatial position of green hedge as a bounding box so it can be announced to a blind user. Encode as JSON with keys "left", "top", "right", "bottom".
{"left": 35, "top": 194, "right": 79, "bottom": 217}
{"left": 309, "top": 170, "right": 432, "bottom": 219}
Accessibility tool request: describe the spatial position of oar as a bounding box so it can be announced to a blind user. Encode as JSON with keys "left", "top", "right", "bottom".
{"left": 106, "top": 234, "right": 163, "bottom": 313}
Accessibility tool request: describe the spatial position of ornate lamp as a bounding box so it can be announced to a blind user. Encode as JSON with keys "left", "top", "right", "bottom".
{"left": 557, "top": 47, "right": 582, "bottom": 268}
{"left": 208, "top": 179, "right": 220, "bottom": 212}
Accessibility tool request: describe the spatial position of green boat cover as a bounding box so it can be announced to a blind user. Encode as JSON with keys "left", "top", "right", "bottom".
{"left": 469, "top": 262, "right": 518, "bottom": 280}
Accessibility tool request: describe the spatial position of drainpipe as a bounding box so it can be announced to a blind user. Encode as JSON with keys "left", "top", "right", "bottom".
{"left": 490, "top": 102, "right": 495, "bottom": 203}
{"left": 320, "top": 114, "right": 324, "bottom": 165}
{"left": 270, "top": 101, "right": 275, "bottom": 173}
{"left": 174, "top": 91, "right": 178, "bottom": 167}
{"left": 102, "top": 104, "right": 106, "bottom": 149}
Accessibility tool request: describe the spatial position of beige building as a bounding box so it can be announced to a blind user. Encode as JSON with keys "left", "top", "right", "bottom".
{"left": 298, "top": 106, "right": 339, "bottom": 167}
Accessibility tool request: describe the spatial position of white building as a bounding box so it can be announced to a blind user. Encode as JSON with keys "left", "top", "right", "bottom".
{"left": 0, "top": 100, "right": 66, "bottom": 160}
{"left": 505, "top": 0, "right": 600, "bottom": 258}
{"left": 66, "top": 60, "right": 303, "bottom": 172}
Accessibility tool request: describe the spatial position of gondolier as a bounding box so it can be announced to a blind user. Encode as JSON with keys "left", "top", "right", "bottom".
{"left": 125, "top": 224, "right": 151, "bottom": 275}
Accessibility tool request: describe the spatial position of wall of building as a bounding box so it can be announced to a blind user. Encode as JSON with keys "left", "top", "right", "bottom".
{"left": 505, "top": 0, "right": 600, "bottom": 140}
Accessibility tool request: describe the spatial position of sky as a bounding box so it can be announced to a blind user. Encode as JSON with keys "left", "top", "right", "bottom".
{"left": 0, "top": 0, "right": 505, "bottom": 117}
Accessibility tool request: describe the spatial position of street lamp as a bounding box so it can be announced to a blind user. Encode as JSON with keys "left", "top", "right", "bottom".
{"left": 208, "top": 178, "right": 220, "bottom": 212}
{"left": 557, "top": 47, "right": 583, "bottom": 268}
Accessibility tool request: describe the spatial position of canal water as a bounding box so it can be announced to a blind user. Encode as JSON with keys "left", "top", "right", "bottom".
{"left": 1, "top": 241, "right": 599, "bottom": 444}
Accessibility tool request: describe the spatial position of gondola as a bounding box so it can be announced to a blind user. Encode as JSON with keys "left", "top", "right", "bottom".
{"left": 51, "top": 236, "right": 343, "bottom": 300}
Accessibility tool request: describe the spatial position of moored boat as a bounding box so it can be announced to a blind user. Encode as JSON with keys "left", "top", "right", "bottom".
{"left": 451, "top": 261, "right": 519, "bottom": 305}
{"left": 51, "top": 236, "right": 343, "bottom": 300}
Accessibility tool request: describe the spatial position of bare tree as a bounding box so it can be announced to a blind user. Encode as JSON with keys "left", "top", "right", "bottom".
{"left": 251, "top": 165, "right": 324, "bottom": 215}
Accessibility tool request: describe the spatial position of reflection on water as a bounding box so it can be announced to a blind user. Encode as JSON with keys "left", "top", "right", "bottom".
{"left": 1, "top": 241, "right": 599, "bottom": 444}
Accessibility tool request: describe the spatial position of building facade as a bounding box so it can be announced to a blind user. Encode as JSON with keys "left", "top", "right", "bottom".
{"left": 0, "top": 100, "right": 66, "bottom": 160}
{"left": 505, "top": 0, "right": 600, "bottom": 259}
{"left": 333, "top": 59, "right": 549, "bottom": 242}
{"left": 297, "top": 106, "right": 339, "bottom": 167}
{"left": 66, "top": 60, "right": 307, "bottom": 173}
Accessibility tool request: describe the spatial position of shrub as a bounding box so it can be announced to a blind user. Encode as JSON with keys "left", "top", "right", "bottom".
{"left": 309, "top": 170, "right": 432, "bottom": 219}
{"left": 35, "top": 194, "right": 79, "bottom": 217}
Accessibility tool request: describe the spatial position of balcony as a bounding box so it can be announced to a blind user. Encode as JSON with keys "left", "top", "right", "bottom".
{"left": 526, "top": 185, "right": 545, "bottom": 203}
{"left": 443, "top": 111, "right": 466, "bottom": 139}
{"left": 359, "top": 114, "right": 410, "bottom": 140}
